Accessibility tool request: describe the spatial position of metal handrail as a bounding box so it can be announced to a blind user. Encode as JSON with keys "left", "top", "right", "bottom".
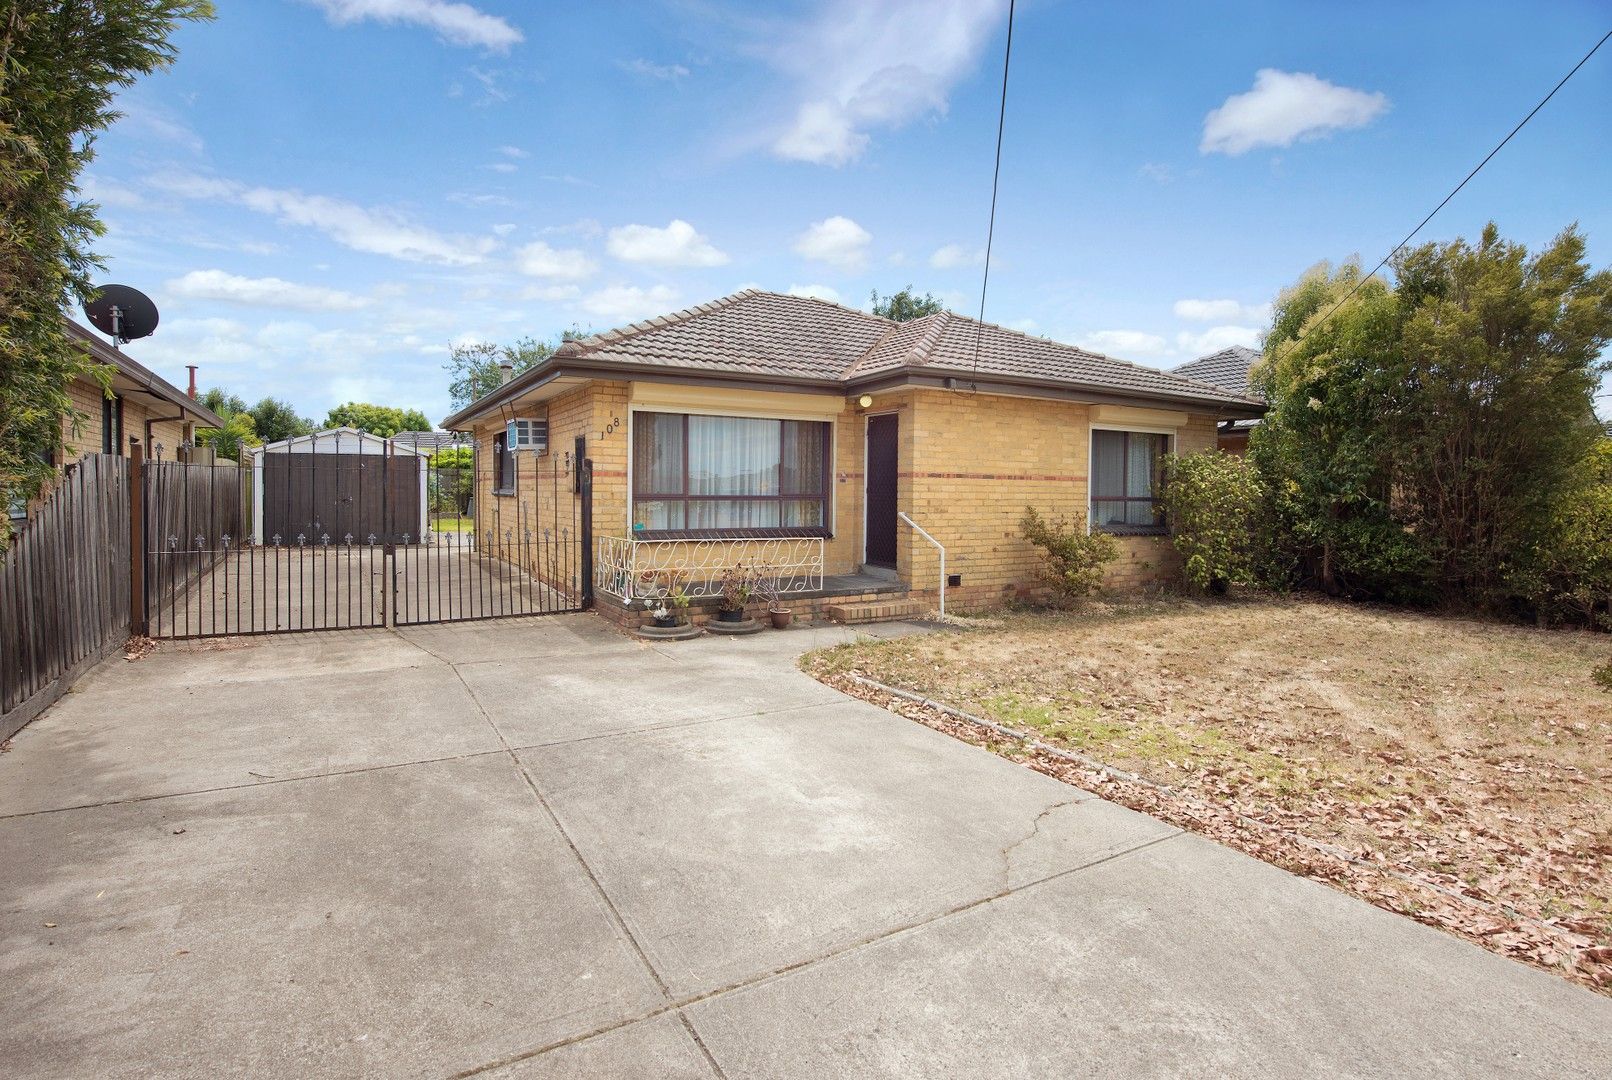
{"left": 897, "top": 512, "right": 945, "bottom": 618}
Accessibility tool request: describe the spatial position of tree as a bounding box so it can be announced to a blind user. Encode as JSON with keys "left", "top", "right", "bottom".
{"left": 0, "top": 0, "right": 213, "bottom": 547}
{"left": 444, "top": 330, "right": 587, "bottom": 411}
{"left": 324, "top": 402, "right": 432, "bottom": 437}
{"left": 1250, "top": 262, "right": 1424, "bottom": 599}
{"left": 247, "top": 397, "right": 314, "bottom": 443}
{"left": 192, "top": 386, "right": 259, "bottom": 460}
{"left": 870, "top": 286, "right": 943, "bottom": 322}
{"left": 1391, "top": 224, "right": 1611, "bottom": 601}
{"left": 1252, "top": 223, "right": 1612, "bottom": 605}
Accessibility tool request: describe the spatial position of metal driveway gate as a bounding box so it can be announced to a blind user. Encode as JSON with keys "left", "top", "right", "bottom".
{"left": 138, "top": 434, "right": 591, "bottom": 639}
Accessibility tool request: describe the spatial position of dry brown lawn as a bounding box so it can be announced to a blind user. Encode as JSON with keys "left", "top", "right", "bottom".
{"left": 804, "top": 593, "right": 1612, "bottom": 993}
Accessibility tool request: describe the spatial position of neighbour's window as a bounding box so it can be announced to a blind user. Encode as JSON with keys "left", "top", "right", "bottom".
{"left": 1091, "top": 429, "right": 1169, "bottom": 533}
{"left": 632, "top": 411, "right": 830, "bottom": 535}
{"left": 493, "top": 431, "right": 515, "bottom": 494}
{"left": 101, "top": 394, "right": 124, "bottom": 455}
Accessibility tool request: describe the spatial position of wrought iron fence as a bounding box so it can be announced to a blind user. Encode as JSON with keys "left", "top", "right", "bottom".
{"left": 594, "top": 534, "right": 825, "bottom": 604}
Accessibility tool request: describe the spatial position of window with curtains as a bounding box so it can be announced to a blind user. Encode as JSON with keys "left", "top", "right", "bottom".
{"left": 632, "top": 411, "right": 831, "bottom": 535}
{"left": 1090, "top": 429, "right": 1169, "bottom": 534}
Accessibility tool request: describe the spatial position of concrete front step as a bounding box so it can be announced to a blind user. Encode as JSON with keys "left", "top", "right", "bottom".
{"left": 825, "top": 598, "right": 927, "bottom": 625}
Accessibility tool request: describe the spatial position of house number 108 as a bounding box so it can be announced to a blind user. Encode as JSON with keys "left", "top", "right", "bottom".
{"left": 598, "top": 415, "right": 621, "bottom": 440}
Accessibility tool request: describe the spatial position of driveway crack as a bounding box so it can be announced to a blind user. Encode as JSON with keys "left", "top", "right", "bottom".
{"left": 1000, "top": 798, "right": 1081, "bottom": 886}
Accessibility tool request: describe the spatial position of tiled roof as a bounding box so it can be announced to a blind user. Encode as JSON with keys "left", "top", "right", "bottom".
{"left": 1172, "top": 345, "right": 1262, "bottom": 399}
{"left": 553, "top": 290, "right": 889, "bottom": 381}
{"left": 547, "top": 290, "right": 1260, "bottom": 408}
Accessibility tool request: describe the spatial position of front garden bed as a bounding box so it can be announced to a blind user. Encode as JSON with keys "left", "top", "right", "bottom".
{"left": 803, "top": 592, "right": 1612, "bottom": 994}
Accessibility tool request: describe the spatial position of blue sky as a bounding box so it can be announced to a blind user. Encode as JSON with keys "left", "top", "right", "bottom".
{"left": 83, "top": 0, "right": 1612, "bottom": 426}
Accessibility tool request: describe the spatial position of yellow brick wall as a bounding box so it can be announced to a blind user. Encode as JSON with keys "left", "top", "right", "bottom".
{"left": 892, "top": 389, "right": 1220, "bottom": 605}
{"left": 466, "top": 379, "right": 1222, "bottom": 606}
{"left": 60, "top": 377, "right": 191, "bottom": 462}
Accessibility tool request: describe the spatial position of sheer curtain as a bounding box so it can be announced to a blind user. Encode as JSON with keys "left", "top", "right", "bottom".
{"left": 1090, "top": 430, "right": 1166, "bottom": 529}
{"left": 630, "top": 412, "right": 829, "bottom": 532}
{"left": 689, "top": 416, "right": 782, "bottom": 528}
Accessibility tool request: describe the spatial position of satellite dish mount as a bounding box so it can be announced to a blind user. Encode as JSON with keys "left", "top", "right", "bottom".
{"left": 83, "top": 284, "right": 160, "bottom": 348}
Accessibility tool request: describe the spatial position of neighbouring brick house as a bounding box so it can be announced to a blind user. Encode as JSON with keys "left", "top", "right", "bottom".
{"left": 9, "top": 320, "right": 224, "bottom": 527}
{"left": 1172, "top": 345, "right": 1263, "bottom": 454}
{"left": 441, "top": 290, "right": 1263, "bottom": 624}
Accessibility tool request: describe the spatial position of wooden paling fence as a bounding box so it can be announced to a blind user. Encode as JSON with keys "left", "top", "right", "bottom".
{"left": 143, "top": 459, "right": 251, "bottom": 616}
{"left": 0, "top": 454, "right": 131, "bottom": 740}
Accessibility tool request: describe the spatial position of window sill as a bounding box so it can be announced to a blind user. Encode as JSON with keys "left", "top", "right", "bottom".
{"left": 629, "top": 527, "right": 832, "bottom": 542}
{"left": 1096, "top": 526, "right": 1169, "bottom": 537}
{"left": 493, "top": 488, "right": 516, "bottom": 498}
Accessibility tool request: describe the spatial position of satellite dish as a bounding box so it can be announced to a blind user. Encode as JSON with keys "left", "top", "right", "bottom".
{"left": 84, "top": 284, "right": 160, "bottom": 344}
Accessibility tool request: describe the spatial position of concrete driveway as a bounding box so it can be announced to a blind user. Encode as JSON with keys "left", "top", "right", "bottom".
{"left": 1, "top": 615, "right": 1607, "bottom": 1078}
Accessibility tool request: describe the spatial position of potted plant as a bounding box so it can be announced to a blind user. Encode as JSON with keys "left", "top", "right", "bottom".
{"left": 717, "top": 565, "right": 753, "bottom": 623}
{"left": 755, "top": 565, "right": 794, "bottom": 629}
{"left": 646, "top": 599, "right": 677, "bottom": 628}
{"left": 668, "top": 584, "right": 692, "bottom": 625}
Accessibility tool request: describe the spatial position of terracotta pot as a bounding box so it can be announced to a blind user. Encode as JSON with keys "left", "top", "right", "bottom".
{"left": 769, "top": 609, "right": 794, "bottom": 630}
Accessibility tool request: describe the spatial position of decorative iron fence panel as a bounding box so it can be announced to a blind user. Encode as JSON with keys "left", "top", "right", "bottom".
{"left": 140, "top": 434, "right": 591, "bottom": 637}
{"left": 392, "top": 433, "right": 587, "bottom": 625}
{"left": 1, "top": 454, "right": 130, "bottom": 738}
{"left": 146, "top": 440, "right": 388, "bottom": 638}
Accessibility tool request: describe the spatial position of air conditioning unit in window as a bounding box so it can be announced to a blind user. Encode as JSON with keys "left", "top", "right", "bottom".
{"left": 506, "top": 417, "right": 548, "bottom": 453}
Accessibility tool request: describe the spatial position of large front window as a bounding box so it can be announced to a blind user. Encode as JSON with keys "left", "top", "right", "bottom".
{"left": 1091, "top": 429, "right": 1169, "bottom": 533}
{"left": 632, "top": 412, "right": 830, "bottom": 534}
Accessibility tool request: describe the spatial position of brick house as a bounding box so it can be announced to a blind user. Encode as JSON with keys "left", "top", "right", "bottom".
{"left": 441, "top": 290, "right": 1263, "bottom": 623}
{"left": 9, "top": 320, "right": 224, "bottom": 527}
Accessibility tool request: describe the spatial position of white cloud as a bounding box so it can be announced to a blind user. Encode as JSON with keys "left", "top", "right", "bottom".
{"left": 1175, "top": 326, "right": 1263, "bottom": 355}
{"left": 1201, "top": 69, "right": 1388, "bottom": 156}
{"left": 497, "top": 145, "right": 528, "bottom": 158}
{"left": 522, "top": 284, "right": 582, "bottom": 303}
{"left": 77, "top": 174, "right": 146, "bottom": 209}
{"left": 929, "top": 243, "right": 983, "bottom": 269}
{"left": 620, "top": 58, "right": 690, "bottom": 80}
{"left": 786, "top": 283, "right": 841, "bottom": 303}
{"left": 166, "top": 269, "right": 372, "bottom": 312}
{"left": 303, "top": 0, "right": 523, "bottom": 52}
{"left": 114, "top": 100, "right": 204, "bottom": 153}
{"left": 150, "top": 172, "right": 498, "bottom": 265}
{"left": 491, "top": 223, "right": 517, "bottom": 236}
{"left": 793, "top": 215, "right": 870, "bottom": 271}
{"left": 485, "top": 161, "right": 517, "bottom": 173}
{"left": 769, "top": 0, "right": 1007, "bottom": 165}
{"left": 1077, "top": 330, "right": 1169, "bottom": 357}
{"left": 1138, "top": 162, "right": 1174, "bottom": 183}
{"left": 1173, "top": 298, "right": 1271, "bottom": 323}
{"left": 606, "top": 219, "right": 728, "bottom": 267}
{"left": 579, "top": 284, "right": 680, "bottom": 324}
{"left": 515, "top": 241, "right": 597, "bottom": 281}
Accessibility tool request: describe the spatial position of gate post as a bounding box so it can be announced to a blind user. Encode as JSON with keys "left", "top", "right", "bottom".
{"left": 382, "top": 440, "right": 396, "bottom": 628}
{"left": 128, "top": 440, "right": 146, "bottom": 637}
{"left": 579, "top": 453, "right": 594, "bottom": 610}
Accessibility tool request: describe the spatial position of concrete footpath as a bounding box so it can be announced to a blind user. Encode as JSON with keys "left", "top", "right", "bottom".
{"left": 1, "top": 615, "right": 1608, "bottom": 1078}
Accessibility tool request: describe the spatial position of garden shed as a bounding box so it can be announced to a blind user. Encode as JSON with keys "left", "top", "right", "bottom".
{"left": 246, "top": 428, "right": 428, "bottom": 546}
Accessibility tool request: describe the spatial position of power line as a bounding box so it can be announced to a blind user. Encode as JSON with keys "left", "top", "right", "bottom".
{"left": 962, "top": 0, "right": 1015, "bottom": 393}
{"left": 1272, "top": 26, "right": 1611, "bottom": 363}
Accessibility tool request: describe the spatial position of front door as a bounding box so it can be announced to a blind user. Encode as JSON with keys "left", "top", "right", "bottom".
{"left": 864, "top": 413, "right": 899, "bottom": 568}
